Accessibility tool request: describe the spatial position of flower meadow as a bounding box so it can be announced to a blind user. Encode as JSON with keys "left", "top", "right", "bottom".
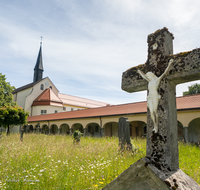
{"left": 0, "top": 133, "right": 199, "bottom": 189}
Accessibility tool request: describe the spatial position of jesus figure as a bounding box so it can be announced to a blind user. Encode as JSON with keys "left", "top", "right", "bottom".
{"left": 137, "top": 59, "right": 173, "bottom": 133}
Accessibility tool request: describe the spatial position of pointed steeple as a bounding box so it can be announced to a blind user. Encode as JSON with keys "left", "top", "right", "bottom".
{"left": 33, "top": 40, "right": 44, "bottom": 82}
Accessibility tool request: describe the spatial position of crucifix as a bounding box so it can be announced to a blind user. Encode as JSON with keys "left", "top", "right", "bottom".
{"left": 122, "top": 27, "right": 200, "bottom": 171}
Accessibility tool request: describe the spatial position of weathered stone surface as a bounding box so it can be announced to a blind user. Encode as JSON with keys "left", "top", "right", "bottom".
{"left": 103, "top": 158, "right": 200, "bottom": 190}
{"left": 118, "top": 117, "right": 132, "bottom": 150}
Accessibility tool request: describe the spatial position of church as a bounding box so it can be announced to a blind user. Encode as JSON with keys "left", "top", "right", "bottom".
{"left": 11, "top": 42, "right": 109, "bottom": 132}
{"left": 9, "top": 42, "right": 200, "bottom": 144}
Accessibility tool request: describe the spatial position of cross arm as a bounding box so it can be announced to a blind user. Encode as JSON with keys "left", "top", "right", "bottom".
{"left": 121, "top": 64, "right": 148, "bottom": 93}
{"left": 167, "top": 48, "right": 200, "bottom": 85}
{"left": 122, "top": 48, "right": 200, "bottom": 93}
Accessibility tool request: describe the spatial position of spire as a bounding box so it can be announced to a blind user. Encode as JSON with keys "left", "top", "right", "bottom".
{"left": 33, "top": 38, "right": 44, "bottom": 82}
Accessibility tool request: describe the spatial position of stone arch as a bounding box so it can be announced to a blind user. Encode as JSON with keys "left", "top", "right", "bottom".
{"left": 85, "top": 123, "right": 101, "bottom": 137}
{"left": 188, "top": 117, "right": 200, "bottom": 143}
{"left": 129, "top": 120, "right": 147, "bottom": 138}
{"left": 103, "top": 122, "right": 118, "bottom": 137}
{"left": 42, "top": 124, "right": 49, "bottom": 134}
{"left": 25, "top": 124, "right": 33, "bottom": 133}
{"left": 50, "top": 124, "right": 58, "bottom": 135}
{"left": 60, "top": 123, "right": 70, "bottom": 135}
{"left": 177, "top": 120, "right": 184, "bottom": 141}
{"left": 28, "top": 125, "right": 34, "bottom": 133}
{"left": 72, "top": 123, "right": 84, "bottom": 134}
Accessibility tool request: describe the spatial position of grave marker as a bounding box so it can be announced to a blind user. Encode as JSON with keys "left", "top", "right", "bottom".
{"left": 103, "top": 27, "right": 200, "bottom": 189}
{"left": 118, "top": 117, "right": 132, "bottom": 150}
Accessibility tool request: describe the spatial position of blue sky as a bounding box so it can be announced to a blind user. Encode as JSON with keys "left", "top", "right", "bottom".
{"left": 1, "top": 0, "right": 200, "bottom": 104}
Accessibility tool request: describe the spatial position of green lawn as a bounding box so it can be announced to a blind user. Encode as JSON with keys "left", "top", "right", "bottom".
{"left": 0, "top": 133, "right": 199, "bottom": 189}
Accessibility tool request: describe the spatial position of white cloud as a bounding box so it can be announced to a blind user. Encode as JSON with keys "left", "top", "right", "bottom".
{"left": 0, "top": 0, "right": 200, "bottom": 104}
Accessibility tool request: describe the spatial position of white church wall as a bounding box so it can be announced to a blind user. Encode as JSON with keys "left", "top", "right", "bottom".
{"left": 42, "top": 77, "right": 59, "bottom": 95}
{"left": 32, "top": 105, "right": 63, "bottom": 116}
{"left": 15, "top": 88, "right": 33, "bottom": 109}
{"left": 65, "top": 106, "right": 85, "bottom": 112}
{"left": 13, "top": 93, "right": 17, "bottom": 102}
{"left": 10, "top": 125, "right": 20, "bottom": 133}
{"left": 25, "top": 78, "right": 59, "bottom": 116}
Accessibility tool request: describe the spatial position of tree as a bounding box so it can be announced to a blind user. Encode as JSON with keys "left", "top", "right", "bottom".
{"left": 0, "top": 73, "right": 29, "bottom": 135}
{"left": 0, "top": 73, "right": 16, "bottom": 107}
{"left": 0, "top": 106, "right": 29, "bottom": 135}
{"left": 183, "top": 83, "right": 200, "bottom": 96}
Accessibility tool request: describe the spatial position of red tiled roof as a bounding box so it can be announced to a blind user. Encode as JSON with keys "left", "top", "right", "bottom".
{"left": 176, "top": 94, "right": 200, "bottom": 110}
{"left": 28, "top": 93, "right": 200, "bottom": 122}
{"left": 32, "top": 88, "right": 63, "bottom": 107}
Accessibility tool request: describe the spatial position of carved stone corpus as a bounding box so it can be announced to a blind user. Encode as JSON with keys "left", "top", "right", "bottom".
{"left": 122, "top": 27, "right": 200, "bottom": 171}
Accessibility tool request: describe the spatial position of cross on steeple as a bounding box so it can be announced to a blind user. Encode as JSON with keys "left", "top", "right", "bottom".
{"left": 122, "top": 27, "right": 200, "bottom": 171}
{"left": 41, "top": 36, "right": 43, "bottom": 45}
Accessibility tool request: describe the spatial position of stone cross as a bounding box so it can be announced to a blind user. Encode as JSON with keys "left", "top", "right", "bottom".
{"left": 118, "top": 117, "right": 132, "bottom": 150}
{"left": 122, "top": 27, "right": 200, "bottom": 171}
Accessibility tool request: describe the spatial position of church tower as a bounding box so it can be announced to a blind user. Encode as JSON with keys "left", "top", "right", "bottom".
{"left": 33, "top": 42, "right": 44, "bottom": 82}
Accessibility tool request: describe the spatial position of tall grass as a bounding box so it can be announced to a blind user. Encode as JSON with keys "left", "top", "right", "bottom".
{"left": 179, "top": 141, "right": 200, "bottom": 183}
{"left": 0, "top": 133, "right": 199, "bottom": 189}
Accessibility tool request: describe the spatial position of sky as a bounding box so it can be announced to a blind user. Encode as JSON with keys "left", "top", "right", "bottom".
{"left": 1, "top": 0, "right": 200, "bottom": 105}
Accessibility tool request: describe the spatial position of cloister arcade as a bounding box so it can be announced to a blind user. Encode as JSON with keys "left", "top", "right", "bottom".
{"left": 26, "top": 110, "right": 200, "bottom": 143}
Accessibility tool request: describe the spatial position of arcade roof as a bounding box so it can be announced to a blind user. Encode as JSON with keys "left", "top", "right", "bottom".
{"left": 27, "top": 93, "right": 200, "bottom": 122}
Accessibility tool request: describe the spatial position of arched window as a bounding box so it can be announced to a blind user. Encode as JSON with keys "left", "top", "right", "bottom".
{"left": 40, "top": 84, "right": 44, "bottom": 90}
{"left": 50, "top": 86, "right": 52, "bottom": 89}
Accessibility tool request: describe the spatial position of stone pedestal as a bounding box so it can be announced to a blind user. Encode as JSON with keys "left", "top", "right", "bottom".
{"left": 103, "top": 158, "right": 200, "bottom": 190}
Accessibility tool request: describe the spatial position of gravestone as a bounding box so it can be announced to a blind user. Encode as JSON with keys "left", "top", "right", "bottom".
{"left": 118, "top": 117, "right": 132, "bottom": 150}
{"left": 103, "top": 28, "right": 200, "bottom": 189}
